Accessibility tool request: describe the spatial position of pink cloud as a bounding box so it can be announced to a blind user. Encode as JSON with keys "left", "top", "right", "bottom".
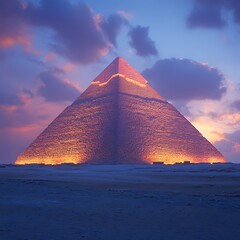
{"left": 37, "top": 68, "right": 81, "bottom": 102}
{"left": 62, "top": 63, "right": 76, "bottom": 72}
{"left": 117, "top": 10, "right": 133, "bottom": 20}
{"left": 233, "top": 143, "right": 240, "bottom": 152}
{"left": 44, "top": 52, "right": 57, "bottom": 62}
{"left": 0, "top": 95, "right": 69, "bottom": 164}
{"left": 0, "top": 34, "right": 31, "bottom": 48}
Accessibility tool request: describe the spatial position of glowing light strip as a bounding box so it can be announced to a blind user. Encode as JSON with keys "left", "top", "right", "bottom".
{"left": 91, "top": 73, "right": 147, "bottom": 87}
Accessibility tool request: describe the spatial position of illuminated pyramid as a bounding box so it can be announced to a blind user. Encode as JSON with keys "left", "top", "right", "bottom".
{"left": 16, "top": 57, "right": 225, "bottom": 164}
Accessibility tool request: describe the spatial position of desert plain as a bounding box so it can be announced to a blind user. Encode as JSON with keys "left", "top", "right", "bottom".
{"left": 0, "top": 163, "right": 240, "bottom": 240}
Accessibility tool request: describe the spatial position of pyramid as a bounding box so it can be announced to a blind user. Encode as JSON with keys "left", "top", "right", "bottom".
{"left": 16, "top": 57, "right": 225, "bottom": 164}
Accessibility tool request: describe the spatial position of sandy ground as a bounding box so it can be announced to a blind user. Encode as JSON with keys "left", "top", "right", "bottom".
{"left": 0, "top": 163, "right": 240, "bottom": 240}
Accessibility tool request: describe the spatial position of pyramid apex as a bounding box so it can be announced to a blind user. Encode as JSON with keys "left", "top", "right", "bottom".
{"left": 114, "top": 56, "right": 123, "bottom": 60}
{"left": 111, "top": 56, "right": 124, "bottom": 65}
{"left": 92, "top": 57, "right": 148, "bottom": 86}
{"left": 110, "top": 56, "right": 129, "bottom": 67}
{"left": 114, "top": 56, "right": 124, "bottom": 60}
{"left": 114, "top": 56, "right": 131, "bottom": 65}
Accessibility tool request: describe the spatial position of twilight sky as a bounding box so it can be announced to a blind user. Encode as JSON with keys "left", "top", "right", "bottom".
{"left": 0, "top": 0, "right": 240, "bottom": 164}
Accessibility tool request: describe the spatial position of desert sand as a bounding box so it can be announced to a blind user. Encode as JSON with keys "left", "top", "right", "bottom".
{"left": 0, "top": 163, "right": 240, "bottom": 240}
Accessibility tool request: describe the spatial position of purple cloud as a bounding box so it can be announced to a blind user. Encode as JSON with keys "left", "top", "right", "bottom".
{"left": 0, "top": 50, "right": 5, "bottom": 60}
{"left": 187, "top": 1, "right": 226, "bottom": 29}
{"left": 0, "top": 106, "right": 54, "bottom": 164}
{"left": 0, "top": 129, "right": 31, "bottom": 164}
{"left": 24, "top": 0, "right": 109, "bottom": 63}
{"left": 142, "top": 58, "right": 226, "bottom": 101}
{"left": 187, "top": 0, "right": 240, "bottom": 29}
{"left": 128, "top": 25, "right": 158, "bottom": 57}
{"left": 37, "top": 68, "right": 81, "bottom": 102}
{"left": 0, "top": 0, "right": 128, "bottom": 64}
{"left": 214, "top": 130, "right": 240, "bottom": 163}
{"left": 231, "top": 100, "right": 240, "bottom": 110}
{"left": 101, "top": 13, "right": 128, "bottom": 47}
{"left": 0, "top": 85, "right": 33, "bottom": 107}
{"left": 225, "top": 0, "right": 240, "bottom": 24}
{"left": 0, "top": 91, "right": 67, "bottom": 164}
{"left": 0, "top": 105, "right": 46, "bottom": 129}
{"left": 0, "top": 92, "right": 25, "bottom": 106}
{"left": 0, "top": 0, "right": 30, "bottom": 49}
{"left": 226, "top": 130, "right": 240, "bottom": 143}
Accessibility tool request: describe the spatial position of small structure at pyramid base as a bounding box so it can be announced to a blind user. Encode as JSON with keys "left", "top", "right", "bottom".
{"left": 16, "top": 57, "right": 225, "bottom": 165}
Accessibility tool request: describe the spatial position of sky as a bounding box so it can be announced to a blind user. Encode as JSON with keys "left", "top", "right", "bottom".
{"left": 0, "top": 0, "right": 240, "bottom": 164}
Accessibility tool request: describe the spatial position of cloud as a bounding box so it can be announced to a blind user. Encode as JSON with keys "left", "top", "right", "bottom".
{"left": 214, "top": 130, "right": 240, "bottom": 162}
{"left": 24, "top": 0, "right": 111, "bottom": 63}
{"left": 37, "top": 68, "right": 81, "bottom": 102}
{"left": 0, "top": 50, "right": 6, "bottom": 60}
{"left": 0, "top": 106, "right": 38, "bottom": 129}
{"left": 101, "top": 13, "right": 128, "bottom": 47}
{"left": 226, "top": 130, "right": 240, "bottom": 143}
{"left": 0, "top": 0, "right": 128, "bottom": 64}
{"left": 0, "top": 100, "right": 65, "bottom": 164}
{"left": 187, "top": 1, "right": 226, "bottom": 29}
{"left": 0, "top": 0, "right": 31, "bottom": 49}
{"left": 183, "top": 95, "right": 240, "bottom": 162}
{"left": 0, "top": 86, "right": 33, "bottom": 107}
{"left": 0, "top": 92, "right": 25, "bottom": 107}
{"left": 128, "top": 25, "right": 158, "bottom": 57}
{"left": 187, "top": 0, "right": 240, "bottom": 29}
{"left": 231, "top": 100, "right": 240, "bottom": 110}
{"left": 116, "top": 10, "right": 132, "bottom": 20}
{"left": 224, "top": 0, "right": 240, "bottom": 24}
{"left": 44, "top": 52, "right": 57, "bottom": 62}
{"left": 190, "top": 114, "right": 225, "bottom": 143}
{"left": 142, "top": 58, "right": 226, "bottom": 101}
{"left": 0, "top": 127, "right": 35, "bottom": 164}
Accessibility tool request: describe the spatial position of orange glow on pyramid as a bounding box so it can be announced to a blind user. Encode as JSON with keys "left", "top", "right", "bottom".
{"left": 16, "top": 57, "right": 225, "bottom": 165}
